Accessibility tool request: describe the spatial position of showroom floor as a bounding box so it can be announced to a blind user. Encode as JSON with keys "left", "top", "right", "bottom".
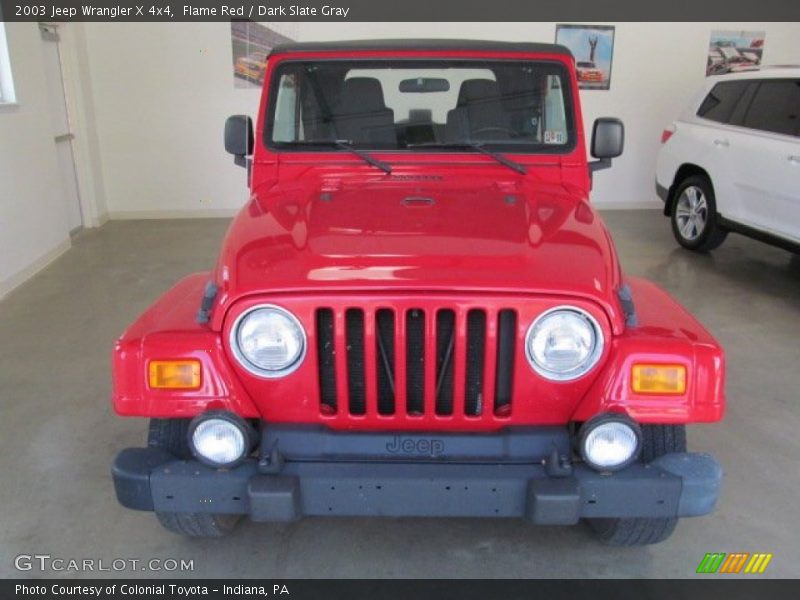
{"left": 1, "top": 210, "right": 798, "bottom": 578}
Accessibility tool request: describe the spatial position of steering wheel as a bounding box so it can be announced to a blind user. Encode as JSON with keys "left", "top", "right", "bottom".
{"left": 471, "top": 126, "right": 517, "bottom": 139}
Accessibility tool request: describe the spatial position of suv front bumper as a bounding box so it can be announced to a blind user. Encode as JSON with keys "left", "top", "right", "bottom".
{"left": 112, "top": 428, "right": 721, "bottom": 524}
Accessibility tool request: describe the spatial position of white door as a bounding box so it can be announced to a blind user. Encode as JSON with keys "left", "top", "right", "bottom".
{"left": 726, "top": 79, "right": 800, "bottom": 241}
{"left": 728, "top": 131, "right": 800, "bottom": 241}
{"left": 686, "top": 80, "right": 753, "bottom": 223}
{"left": 690, "top": 120, "right": 741, "bottom": 220}
{"left": 40, "top": 23, "right": 83, "bottom": 233}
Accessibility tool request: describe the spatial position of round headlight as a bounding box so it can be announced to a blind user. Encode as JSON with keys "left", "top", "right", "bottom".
{"left": 525, "top": 306, "right": 603, "bottom": 381}
{"left": 188, "top": 412, "right": 253, "bottom": 468}
{"left": 579, "top": 416, "right": 641, "bottom": 471}
{"left": 231, "top": 305, "right": 306, "bottom": 377}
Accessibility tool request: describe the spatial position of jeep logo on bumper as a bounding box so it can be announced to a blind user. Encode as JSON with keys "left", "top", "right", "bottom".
{"left": 386, "top": 436, "right": 445, "bottom": 457}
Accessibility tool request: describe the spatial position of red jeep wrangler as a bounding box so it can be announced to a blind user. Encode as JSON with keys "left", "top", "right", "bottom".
{"left": 111, "top": 40, "right": 725, "bottom": 545}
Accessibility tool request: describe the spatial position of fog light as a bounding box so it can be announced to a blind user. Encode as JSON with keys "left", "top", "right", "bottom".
{"left": 188, "top": 412, "right": 254, "bottom": 468}
{"left": 632, "top": 364, "right": 686, "bottom": 394}
{"left": 579, "top": 415, "right": 641, "bottom": 471}
{"left": 148, "top": 360, "right": 201, "bottom": 389}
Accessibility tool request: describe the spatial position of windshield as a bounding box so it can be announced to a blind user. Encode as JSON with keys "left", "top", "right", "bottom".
{"left": 266, "top": 59, "right": 575, "bottom": 153}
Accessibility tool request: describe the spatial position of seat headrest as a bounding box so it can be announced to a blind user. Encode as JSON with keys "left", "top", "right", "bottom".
{"left": 500, "top": 73, "right": 544, "bottom": 111}
{"left": 457, "top": 79, "right": 501, "bottom": 105}
{"left": 338, "top": 77, "right": 388, "bottom": 112}
{"left": 408, "top": 109, "right": 432, "bottom": 123}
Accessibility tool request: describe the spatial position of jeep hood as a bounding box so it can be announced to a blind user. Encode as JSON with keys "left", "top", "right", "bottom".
{"left": 216, "top": 171, "right": 622, "bottom": 320}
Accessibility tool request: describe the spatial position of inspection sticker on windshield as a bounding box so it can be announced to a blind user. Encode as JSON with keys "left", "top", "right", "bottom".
{"left": 544, "top": 130, "right": 566, "bottom": 144}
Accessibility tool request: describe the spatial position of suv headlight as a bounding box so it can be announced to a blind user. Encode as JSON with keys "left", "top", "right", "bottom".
{"left": 230, "top": 304, "right": 306, "bottom": 377}
{"left": 525, "top": 306, "right": 603, "bottom": 381}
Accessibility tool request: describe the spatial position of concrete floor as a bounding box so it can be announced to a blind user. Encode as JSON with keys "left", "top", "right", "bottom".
{"left": 1, "top": 211, "right": 799, "bottom": 579}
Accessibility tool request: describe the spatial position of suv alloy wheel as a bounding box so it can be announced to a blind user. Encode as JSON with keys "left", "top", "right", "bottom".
{"left": 670, "top": 175, "right": 728, "bottom": 252}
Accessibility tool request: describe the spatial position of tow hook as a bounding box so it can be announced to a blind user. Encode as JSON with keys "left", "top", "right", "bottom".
{"left": 257, "top": 442, "right": 284, "bottom": 474}
{"left": 544, "top": 446, "right": 573, "bottom": 478}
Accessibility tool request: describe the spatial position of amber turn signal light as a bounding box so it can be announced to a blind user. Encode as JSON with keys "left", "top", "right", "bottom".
{"left": 149, "top": 360, "right": 201, "bottom": 389}
{"left": 631, "top": 364, "right": 686, "bottom": 395}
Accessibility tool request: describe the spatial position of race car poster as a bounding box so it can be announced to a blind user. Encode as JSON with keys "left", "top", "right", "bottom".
{"left": 231, "top": 22, "right": 294, "bottom": 88}
{"left": 555, "top": 24, "right": 615, "bottom": 90}
{"left": 706, "top": 30, "right": 765, "bottom": 76}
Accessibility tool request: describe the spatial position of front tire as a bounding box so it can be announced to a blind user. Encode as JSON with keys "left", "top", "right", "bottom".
{"left": 155, "top": 511, "right": 239, "bottom": 538}
{"left": 147, "top": 418, "right": 241, "bottom": 538}
{"left": 586, "top": 425, "right": 686, "bottom": 546}
{"left": 670, "top": 175, "right": 727, "bottom": 252}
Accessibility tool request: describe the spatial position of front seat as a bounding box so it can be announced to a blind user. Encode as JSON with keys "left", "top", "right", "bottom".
{"left": 331, "top": 77, "right": 396, "bottom": 145}
{"left": 501, "top": 76, "right": 544, "bottom": 141}
{"left": 445, "top": 79, "right": 511, "bottom": 142}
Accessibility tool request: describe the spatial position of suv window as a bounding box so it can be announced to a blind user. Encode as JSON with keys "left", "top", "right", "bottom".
{"left": 697, "top": 81, "right": 749, "bottom": 124}
{"left": 742, "top": 79, "right": 800, "bottom": 137}
{"left": 266, "top": 59, "right": 575, "bottom": 153}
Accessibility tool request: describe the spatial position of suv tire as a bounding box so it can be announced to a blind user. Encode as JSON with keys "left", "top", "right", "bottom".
{"left": 147, "top": 418, "right": 240, "bottom": 538}
{"left": 670, "top": 175, "right": 727, "bottom": 252}
{"left": 586, "top": 424, "right": 687, "bottom": 546}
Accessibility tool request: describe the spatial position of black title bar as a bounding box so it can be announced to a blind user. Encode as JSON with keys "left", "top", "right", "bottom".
{"left": 4, "top": 579, "right": 800, "bottom": 600}
{"left": 2, "top": 0, "right": 799, "bottom": 22}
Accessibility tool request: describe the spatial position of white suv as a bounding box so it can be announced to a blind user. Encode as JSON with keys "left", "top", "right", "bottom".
{"left": 656, "top": 68, "right": 800, "bottom": 252}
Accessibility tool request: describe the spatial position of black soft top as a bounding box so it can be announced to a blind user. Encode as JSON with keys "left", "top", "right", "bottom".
{"left": 269, "top": 39, "right": 573, "bottom": 58}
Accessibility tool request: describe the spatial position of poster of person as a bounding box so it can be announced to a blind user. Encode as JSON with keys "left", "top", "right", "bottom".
{"left": 706, "top": 30, "right": 765, "bottom": 76}
{"left": 231, "top": 22, "right": 293, "bottom": 88}
{"left": 555, "top": 24, "right": 615, "bottom": 90}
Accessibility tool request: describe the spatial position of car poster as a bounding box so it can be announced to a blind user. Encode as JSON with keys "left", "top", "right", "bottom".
{"left": 707, "top": 30, "right": 765, "bottom": 76}
{"left": 555, "top": 24, "right": 615, "bottom": 90}
{"left": 231, "top": 22, "right": 294, "bottom": 88}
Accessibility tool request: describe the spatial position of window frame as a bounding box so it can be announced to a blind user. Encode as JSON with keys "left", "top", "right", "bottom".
{"left": 0, "top": 23, "right": 17, "bottom": 105}
{"left": 739, "top": 78, "right": 800, "bottom": 138}
{"left": 696, "top": 80, "right": 750, "bottom": 125}
{"left": 262, "top": 57, "right": 578, "bottom": 155}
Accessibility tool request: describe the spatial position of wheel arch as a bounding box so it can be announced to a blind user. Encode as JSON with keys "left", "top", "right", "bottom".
{"left": 664, "top": 164, "right": 712, "bottom": 216}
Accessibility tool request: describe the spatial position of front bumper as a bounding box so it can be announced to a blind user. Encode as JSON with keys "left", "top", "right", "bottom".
{"left": 112, "top": 428, "right": 721, "bottom": 525}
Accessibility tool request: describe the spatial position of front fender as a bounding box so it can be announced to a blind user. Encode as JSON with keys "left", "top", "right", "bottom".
{"left": 572, "top": 277, "right": 725, "bottom": 423}
{"left": 112, "top": 273, "right": 259, "bottom": 418}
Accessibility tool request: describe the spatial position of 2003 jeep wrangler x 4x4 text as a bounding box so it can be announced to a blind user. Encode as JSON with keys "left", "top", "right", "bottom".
{"left": 111, "top": 40, "right": 725, "bottom": 545}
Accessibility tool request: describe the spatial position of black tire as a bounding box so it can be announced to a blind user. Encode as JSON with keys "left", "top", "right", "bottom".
{"left": 670, "top": 175, "right": 728, "bottom": 252}
{"left": 586, "top": 425, "right": 687, "bottom": 546}
{"left": 155, "top": 511, "right": 239, "bottom": 538}
{"left": 147, "top": 418, "right": 192, "bottom": 459}
{"left": 147, "top": 418, "right": 241, "bottom": 538}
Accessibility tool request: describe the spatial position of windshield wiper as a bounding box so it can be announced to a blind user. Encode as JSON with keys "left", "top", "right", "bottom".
{"left": 407, "top": 141, "right": 527, "bottom": 175}
{"left": 336, "top": 140, "right": 392, "bottom": 174}
{"left": 281, "top": 139, "right": 392, "bottom": 174}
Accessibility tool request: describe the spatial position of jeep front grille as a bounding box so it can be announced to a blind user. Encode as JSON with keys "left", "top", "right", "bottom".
{"left": 314, "top": 305, "right": 517, "bottom": 421}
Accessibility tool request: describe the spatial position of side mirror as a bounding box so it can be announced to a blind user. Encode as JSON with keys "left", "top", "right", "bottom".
{"left": 590, "top": 117, "right": 624, "bottom": 174}
{"left": 224, "top": 115, "right": 254, "bottom": 168}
